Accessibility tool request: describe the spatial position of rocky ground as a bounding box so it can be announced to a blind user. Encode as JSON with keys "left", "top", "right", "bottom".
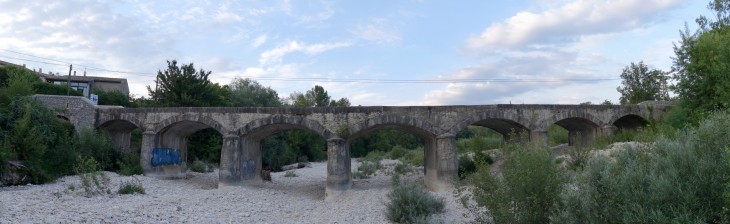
{"left": 0, "top": 159, "right": 473, "bottom": 223}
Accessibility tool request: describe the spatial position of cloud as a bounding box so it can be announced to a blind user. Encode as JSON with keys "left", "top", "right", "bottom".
{"left": 251, "top": 34, "right": 268, "bottom": 48}
{"left": 419, "top": 0, "right": 687, "bottom": 105}
{"left": 352, "top": 18, "right": 401, "bottom": 44}
{"left": 467, "top": 0, "right": 683, "bottom": 50}
{"left": 258, "top": 41, "right": 351, "bottom": 65}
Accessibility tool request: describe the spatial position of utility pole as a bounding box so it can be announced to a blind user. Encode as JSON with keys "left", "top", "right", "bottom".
{"left": 67, "top": 64, "right": 72, "bottom": 96}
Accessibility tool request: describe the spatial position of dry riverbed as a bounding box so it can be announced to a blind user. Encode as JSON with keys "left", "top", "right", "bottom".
{"left": 0, "top": 159, "right": 472, "bottom": 223}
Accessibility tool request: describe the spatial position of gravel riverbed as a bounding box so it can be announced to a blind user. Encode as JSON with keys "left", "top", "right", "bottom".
{"left": 1, "top": 159, "right": 472, "bottom": 223}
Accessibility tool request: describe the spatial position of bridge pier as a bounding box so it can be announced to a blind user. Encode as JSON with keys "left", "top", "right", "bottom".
{"left": 424, "top": 134, "right": 458, "bottom": 191}
{"left": 601, "top": 125, "right": 615, "bottom": 136}
{"left": 325, "top": 137, "right": 352, "bottom": 200}
{"left": 219, "top": 135, "right": 242, "bottom": 186}
{"left": 530, "top": 130, "right": 548, "bottom": 145}
{"left": 140, "top": 131, "right": 156, "bottom": 175}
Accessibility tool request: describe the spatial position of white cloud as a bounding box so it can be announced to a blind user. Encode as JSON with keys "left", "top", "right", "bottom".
{"left": 352, "top": 18, "right": 401, "bottom": 44}
{"left": 259, "top": 41, "right": 351, "bottom": 65}
{"left": 467, "top": 0, "right": 683, "bottom": 50}
{"left": 251, "top": 34, "right": 268, "bottom": 48}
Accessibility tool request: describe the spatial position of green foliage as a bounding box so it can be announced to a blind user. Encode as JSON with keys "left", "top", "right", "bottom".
{"left": 76, "top": 128, "right": 119, "bottom": 171}
{"left": 228, "top": 78, "right": 282, "bottom": 107}
{"left": 32, "top": 82, "right": 83, "bottom": 96}
{"left": 117, "top": 178, "right": 145, "bottom": 195}
{"left": 94, "top": 88, "right": 133, "bottom": 107}
{"left": 617, "top": 61, "right": 670, "bottom": 104}
{"left": 351, "top": 129, "right": 423, "bottom": 158}
{"left": 189, "top": 160, "right": 215, "bottom": 173}
{"left": 353, "top": 160, "right": 383, "bottom": 179}
{"left": 288, "top": 85, "right": 350, "bottom": 107}
{"left": 553, "top": 112, "right": 730, "bottom": 223}
{"left": 147, "top": 60, "right": 227, "bottom": 107}
{"left": 187, "top": 128, "right": 222, "bottom": 164}
{"left": 469, "top": 144, "right": 563, "bottom": 224}
{"left": 386, "top": 174, "right": 445, "bottom": 224}
{"left": 117, "top": 153, "right": 143, "bottom": 176}
{"left": 362, "top": 150, "right": 386, "bottom": 162}
{"left": 402, "top": 147, "right": 424, "bottom": 167}
{"left": 548, "top": 124, "right": 569, "bottom": 146}
{"left": 74, "top": 155, "right": 111, "bottom": 197}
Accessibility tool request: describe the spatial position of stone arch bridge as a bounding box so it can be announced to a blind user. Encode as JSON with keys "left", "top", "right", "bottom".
{"left": 34, "top": 95, "right": 670, "bottom": 199}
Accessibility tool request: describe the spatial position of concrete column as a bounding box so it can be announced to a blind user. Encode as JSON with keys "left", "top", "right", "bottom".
{"left": 426, "top": 134, "right": 457, "bottom": 192}
{"left": 530, "top": 130, "right": 548, "bottom": 146}
{"left": 140, "top": 131, "right": 156, "bottom": 175}
{"left": 219, "top": 134, "right": 241, "bottom": 186}
{"left": 325, "top": 137, "right": 351, "bottom": 200}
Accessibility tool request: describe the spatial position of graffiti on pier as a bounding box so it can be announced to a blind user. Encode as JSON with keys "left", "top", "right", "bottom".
{"left": 241, "top": 159, "right": 256, "bottom": 179}
{"left": 151, "top": 148, "right": 182, "bottom": 167}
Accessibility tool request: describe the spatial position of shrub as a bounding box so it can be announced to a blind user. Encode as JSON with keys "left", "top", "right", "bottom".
{"left": 553, "top": 112, "right": 730, "bottom": 223}
{"left": 403, "top": 148, "right": 424, "bottom": 167}
{"left": 469, "top": 144, "right": 563, "bottom": 224}
{"left": 118, "top": 178, "right": 145, "bottom": 194}
{"left": 74, "top": 155, "right": 110, "bottom": 197}
{"left": 386, "top": 174, "right": 445, "bottom": 223}
{"left": 458, "top": 156, "right": 476, "bottom": 180}
{"left": 353, "top": 160, "right": 383, "bottom": 179}
{"left": 284, "top": 170, "right": 297, "bottom": 177}
{"left": 389, "top": 145, "right": 408, "bottom": 160}
{"left": 189, "top": 160, "right": 214, "bottom": 173}
{"left": 117, "top": 153, "right": 143, "bottom": 176}
{"left": 393, "top": 162, "right": 413, "bottom": 175}
{"left": 363, "top": 150, "right": 386, "bottom": 162}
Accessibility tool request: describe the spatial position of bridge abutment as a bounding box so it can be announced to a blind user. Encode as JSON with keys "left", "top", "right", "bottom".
{"left": 325, "top": 137, "right": 352, "bottom": 200}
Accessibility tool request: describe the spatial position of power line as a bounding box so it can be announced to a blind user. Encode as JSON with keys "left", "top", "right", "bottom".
{"left": 0, "top": 48, "right": 620, "bottom": 84}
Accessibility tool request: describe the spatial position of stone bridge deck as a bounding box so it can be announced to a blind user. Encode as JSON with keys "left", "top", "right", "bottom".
{"left": 34, "top": 95, "right": 670, "bottom": 200}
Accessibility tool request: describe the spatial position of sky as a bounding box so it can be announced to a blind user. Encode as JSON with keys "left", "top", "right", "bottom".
{"left": 0, "top": 0, "right": 713, "bottom": 106}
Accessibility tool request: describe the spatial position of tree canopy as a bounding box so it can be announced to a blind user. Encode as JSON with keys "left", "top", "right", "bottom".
{"left": 147, "top": 60, "right": 227, "bottom": 107}
{"left": 616, "top": 61, "right": 669, "bottom": 104}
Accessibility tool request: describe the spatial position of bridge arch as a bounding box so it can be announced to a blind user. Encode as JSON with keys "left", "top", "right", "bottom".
{"left": 238, "top": 114, "right": 333, "bottom": 140}
{"left": 97, "top": 118, "right": 143, "bottom": 154}
{"left": 348, "top": 114, "right": 443, "bottom": 140}
{"left": 153, "top": 114, "right": 228, "bottom": 136}
{"left": 539, "top": 111, "right": 602, "bottom": 146}
{"left": 449, "top": 111, "right": 532, "bottom": 142}
{"left": 609, "top": 113, "right": 650, "bottom": 130}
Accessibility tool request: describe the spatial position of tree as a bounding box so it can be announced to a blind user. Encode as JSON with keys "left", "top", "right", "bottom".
{"left": 288, "top": 85, "right": 350, "bottom": 107}
{"left": 147, "top": 60, "right": 225, "bottom": 107}
{"left": 668, "top": 0, "right": 730, "bottom": 126}
{"left": 616, "top": 61, "right": 670, "bottom": 104}
{"left": 229, "top": 78, "right": 281, "bottom": 107}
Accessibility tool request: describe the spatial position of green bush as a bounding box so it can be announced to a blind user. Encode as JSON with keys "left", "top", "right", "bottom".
{"left": 548, "top": 124, "right": 569, "bottom": 146}
{"left": 32, "top": 82, "right": 82, "bottom": 96}
{"left": 386, "top": 175, "right": 445, "bottom": 223}
{"left": 458, "top": 156, "right": 476, "bottom": 180}
{"left": 393, "top": 162, "right": 413, "bottom": 175}
{"left": 74, "top": 155, "right": 110, "bottom": 197}
{"left": 469, "top": 144, "right": 563, "bottom": 224}
{"left": 117, "top": 153, "right": 143, "bottom": 176}
{"left": 76, "top": 128, "right": 119, "bottom": 171}
{"left": 403, "top": 148, "right": 424, "bottom": 167}
{"left": 118, "top": 178, "right": 145, "bottom": 194}
{"left": 388, "top": 145, "right": 408, "bottom": 159}
{"left": 189, "top": 160, "right": 215, "bottom": 173}
{"left": 553, "top": 112, "right": 730, "bottom": 223}
{"left": 363, "top": 150, "right": 386, "bottom": 162}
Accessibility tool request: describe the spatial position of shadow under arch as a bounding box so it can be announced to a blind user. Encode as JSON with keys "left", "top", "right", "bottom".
{"left": 450, "top": 111, "right": 532, "bottom": 143}
{"left": 610, "top": 113, "right": 650, "bottom": 131}
{"left": 540, "top": 112, "right": 602, "bottom": 146}
{"left": 347, "top": 114, "right": 445, "bottom": 190}
{"left": 224, "top": 115, "right": 333, "bottom": 188}
{"left": 97, "top": 118, "right": 143, "bottom": 154}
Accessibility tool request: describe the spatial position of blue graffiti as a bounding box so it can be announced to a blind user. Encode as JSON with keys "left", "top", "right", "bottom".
{"left": 151, "top": 148, "right": 182, "bottom": 167}
{"left": 242, "top": 160, "right": 256, "bottom": 179}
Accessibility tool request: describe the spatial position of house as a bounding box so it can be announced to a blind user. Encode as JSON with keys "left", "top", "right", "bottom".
{"left": 41, "top": 74, "right": 129, "bottom": 98}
